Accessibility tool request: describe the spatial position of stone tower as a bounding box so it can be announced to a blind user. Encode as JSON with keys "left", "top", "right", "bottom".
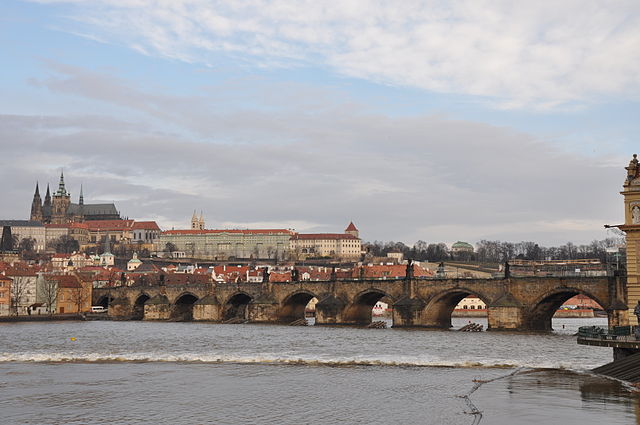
{"left": 30, "top": 182, "right": 43, "bottom": 222}
{"left": 622, "top": 154, "right": 640, "bottom": 324}
{"left": 51, "top": 171, "right": 71, "bottom": 224}
{"left": 191, "top": 211, "right": 199, "bottom": 230}
{"left": 345, "top": 221, "right": 359, "bottom": 238}
{"left": 191, "top": 211, "right": 205, "bottom": 230}
{"left": 44, "top": 184, "right": 51, "bottom": 209}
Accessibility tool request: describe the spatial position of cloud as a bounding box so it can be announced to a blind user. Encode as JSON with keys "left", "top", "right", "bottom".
{"left": 0, "top": 63, "right": 627, "bottom": 245}
{"left": 29, "top": 0, "right": 640, "bottom": 109}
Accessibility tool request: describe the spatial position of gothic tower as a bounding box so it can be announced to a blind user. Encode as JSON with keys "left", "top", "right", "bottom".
{"left": 44, "top": 184, "right": 51, "bottom": 208}
{"left": 43, "top": 184, "right": 52, "bottom": 223}
{"left": 191, "top": 211, "right": 198, "bottom": 230}
{"left": 30, "top": 182, "right": 43, "bottom": 222}
{"left": 199, "top": 211, "right": 205, "bottom": 230}
{"left": 51, "top": 171, "right": 71, "bottom": 224}
{"left": 622, "top": 154, "right": 640, "bottom": 324}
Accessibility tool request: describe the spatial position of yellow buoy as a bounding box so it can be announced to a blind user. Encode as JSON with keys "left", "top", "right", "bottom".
{"left": 70, "top": 337, "right": 76, "bottom": 341}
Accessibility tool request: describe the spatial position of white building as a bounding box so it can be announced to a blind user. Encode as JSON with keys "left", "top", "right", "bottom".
{"left": 0, "top": 220, "right": 46, "bottom": 252}
{"left": 289, "top": 222, "right": 362, "bottom": 260}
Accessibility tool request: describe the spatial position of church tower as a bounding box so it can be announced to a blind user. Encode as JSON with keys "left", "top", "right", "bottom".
{"left": 30, "top": 182, "right": 43, "bottom": 222}
{"left": 345, "top": 221, "right": 359, "bottom": 238}
{"left": 622, "top": 154, "right": 640, "bottom": 324}
{"left": 51, "top": 171, "right": 71, "bottom": 224}
{"left": 191, "top": 211, "right": 199, "bottom": 230}
{"left": 191, "top": 211, "right": 205, "bottom": 230}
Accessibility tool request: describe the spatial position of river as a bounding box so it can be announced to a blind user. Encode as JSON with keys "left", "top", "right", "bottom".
{"left": 0, "top": 317, "right": 637, "bottom": 424}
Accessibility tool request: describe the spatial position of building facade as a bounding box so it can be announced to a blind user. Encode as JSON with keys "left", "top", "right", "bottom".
{"left": 157, "top": 229, "right": 295, "bottom": 260}
{"left": 5, "top": 268, "right": 38, "bottom": 315}
{"left": 131, "top": 221, "right": 161, "bottom": 248}
{"left": 0, "top": 275, "right": 11, "bottom": 316}
{"left": 0, "top": 220, "right": 46, "bottom": 252}
{"left": 621, "top": 154, "right": 640, "bottom": 324}
{"left": 290, "top": 223, "right": 362, "bottom": 260}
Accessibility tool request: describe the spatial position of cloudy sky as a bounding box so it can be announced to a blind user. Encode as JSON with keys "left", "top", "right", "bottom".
{"left": 1, "top": 1, "right": 639, "bottom": 246}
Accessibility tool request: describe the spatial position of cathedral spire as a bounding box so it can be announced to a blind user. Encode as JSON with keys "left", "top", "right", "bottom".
{"left": 57, "top": 171, "right": 67, "bottom": 196}
{"left": 30, "top": 182, "right": 43, "bottom": 221}
{"left": 44, "top": 183, "right": 51, "bottom": 205}
{"left": 79, "top": 184, "right": 84, "bottom": 206}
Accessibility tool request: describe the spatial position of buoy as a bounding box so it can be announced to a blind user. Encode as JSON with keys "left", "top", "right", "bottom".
{"left": 70, "top": 337, "right": 76, "bottom": 341}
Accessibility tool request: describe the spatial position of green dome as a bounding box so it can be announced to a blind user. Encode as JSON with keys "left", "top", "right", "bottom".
{"left": 452, "top": 241, "right": 473, "bottom": 249}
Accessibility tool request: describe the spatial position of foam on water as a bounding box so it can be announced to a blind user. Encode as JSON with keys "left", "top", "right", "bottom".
{"left": 0, "top": 351, "right": 598, "bottom": 371}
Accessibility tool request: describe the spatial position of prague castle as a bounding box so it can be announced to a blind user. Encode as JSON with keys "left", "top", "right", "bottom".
{"left": 30, "top": 172, "right": 120, "bottom": 224}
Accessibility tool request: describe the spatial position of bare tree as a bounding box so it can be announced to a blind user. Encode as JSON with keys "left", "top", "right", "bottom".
{"left": 10, "top": 278, "right": 28, "bottom": 316}
{"left": 40, "top": 277, "right": 58, "bottom": 315}
{"left": 48, "top": 235, "right": 79, "bottom": 254}
{"left": 69, "top": 282, "right": 88, "bottom": 313}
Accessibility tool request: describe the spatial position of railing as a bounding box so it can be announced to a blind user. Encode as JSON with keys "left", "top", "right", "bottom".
{"left": 578, "top": 325, "right": 636, "bottom": 341}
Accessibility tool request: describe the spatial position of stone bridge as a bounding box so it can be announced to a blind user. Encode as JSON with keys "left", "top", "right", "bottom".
{"left": 93, "top": 274, "right": 629, "bottom": 331}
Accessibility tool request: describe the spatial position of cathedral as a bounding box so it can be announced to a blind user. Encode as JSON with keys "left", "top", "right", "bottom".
{"left": 30, "top": 172, "right": 121, "bottom": 224}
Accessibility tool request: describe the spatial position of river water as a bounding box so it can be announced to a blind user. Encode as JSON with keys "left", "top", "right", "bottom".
{"left": 0, "top": 317, "right": 637, "bottom": 424}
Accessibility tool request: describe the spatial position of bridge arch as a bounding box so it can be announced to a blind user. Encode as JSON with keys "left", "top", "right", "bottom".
{"left": 132, "top": 292, "right": 151, "bottom": 320}
{"left": 223, "top": 292, "right": 253, "bottom": 321}
{"left": 171, "top": 292, "right": 199, "bottom": 321}
{"left": 343, "top": 288, "right": 395, "bottom": 325}
{"left": 278, "top": 290, "right": 318, "bottom": 323}
{"left": 96, "top": 295, "right": 113, "bottom": 309}
{"left": 527, "top": 288, "right": 606, "bottom": 331}
{"left": 423, "top": 288, "right": 491, "bottom": 329}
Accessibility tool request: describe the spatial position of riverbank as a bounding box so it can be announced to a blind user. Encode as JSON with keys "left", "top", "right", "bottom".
{"left": 0, "top": 314, "right": 85, "bottom": 322}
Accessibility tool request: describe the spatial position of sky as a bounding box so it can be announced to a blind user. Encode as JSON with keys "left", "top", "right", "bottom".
{"left": 1, "top": 0, "right": 639, "bottom": 246}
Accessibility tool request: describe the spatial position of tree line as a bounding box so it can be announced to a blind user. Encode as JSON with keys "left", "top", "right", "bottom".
{"left": 364, "top": 236, "right": 626, "bottom": 264}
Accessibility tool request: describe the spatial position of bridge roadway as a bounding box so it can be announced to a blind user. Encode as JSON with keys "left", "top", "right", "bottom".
{"left": 93, "top": 274, "right": 629, "bottom": 331}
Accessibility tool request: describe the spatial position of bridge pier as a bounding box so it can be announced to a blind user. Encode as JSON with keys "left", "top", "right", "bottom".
{"left": 607, "top": 307, "right": 629, "bottom": 328}
{"left": 193, "top": 295, "right": 221, "bottom": 321}
{"left": 314, "top": 294, "right": 347, "bottom": 325}
{"left": 392, "top": 296, "right": 426, "bottom": 327}
{"left": 144, "top": 295, "right": 171, "bottom": 320}
{"left": 108, "top": 297, "right": 132, "bottom": 319}
{"left": 487, "top": 305, "right": 525, "bottom": 330}
{"left": 248, "top": 294, "right": 278, "bottom": 323}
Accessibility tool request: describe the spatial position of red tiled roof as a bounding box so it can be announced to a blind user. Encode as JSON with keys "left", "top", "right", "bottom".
{"left": 132, "top": 221, "right": 161, "bottom": 230}
{"left": 345, "top": 222, "right": 358, "bottom": 231}
{"left": 164, "top": 229, "right": 294, "bottom": 235}
{"left": 86, "top": 220, "right": 134, "bottom": 231}
{"left": 46, "top": 274, "right": 81, "bottom": 288}
{"left": 164, "top": 273, "right": 211, "bottom": 285}
{"left": 4, "top": 267, "right": 39, "bottom": 276}
{"left": 292, "top": 233, "right": 358, "bottom": 240}
{"left": 69, "top": 222, "right": 89, "bottom": 229}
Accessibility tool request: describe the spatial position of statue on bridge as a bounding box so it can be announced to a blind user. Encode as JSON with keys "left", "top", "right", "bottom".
{"left": 291, "top": 268, "right": 299, "bottom": 282}
{"left": 262, "top": 267, "right": 270, "bottom": 283}
{"left": 405, "top": 259, "right": 414, "bottom": 280}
